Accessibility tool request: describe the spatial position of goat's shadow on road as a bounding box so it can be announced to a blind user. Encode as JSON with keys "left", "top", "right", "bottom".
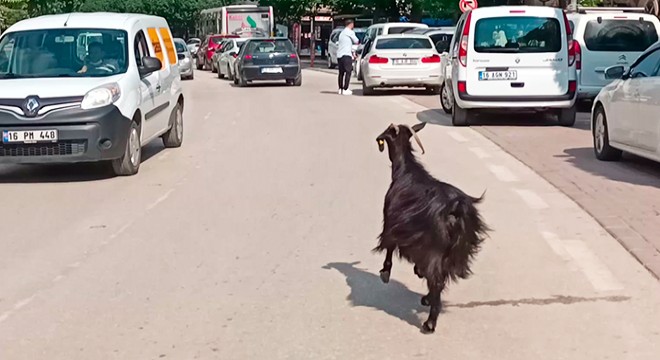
{"left": 323, "top": 261, "right": 427, "bottom": 329}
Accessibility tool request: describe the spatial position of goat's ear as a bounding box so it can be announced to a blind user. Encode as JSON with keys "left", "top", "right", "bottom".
{"left": 412, "top": 122, "right": 426, "bottom": 132}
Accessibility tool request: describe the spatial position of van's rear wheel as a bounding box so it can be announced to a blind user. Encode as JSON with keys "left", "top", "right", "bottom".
{"left": 111, "top": 119, "right": 141, "bottom": 176}
{"left": 557, "top": 105, "right": 577, "bottom": 127}
{"left": 452, "top": 100, "right": 471, "bottom": 126}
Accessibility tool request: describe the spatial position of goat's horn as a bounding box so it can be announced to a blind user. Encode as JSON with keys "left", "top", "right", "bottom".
{"left": 390, "top": 123, "right": 399, "bottom": 135}
{"left": 403, "top": 124, "right": 425, "bottom": 155}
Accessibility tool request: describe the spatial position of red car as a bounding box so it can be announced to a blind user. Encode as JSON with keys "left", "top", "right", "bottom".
{"left": 196, "top": 34, "right": 239, "bottom": 71}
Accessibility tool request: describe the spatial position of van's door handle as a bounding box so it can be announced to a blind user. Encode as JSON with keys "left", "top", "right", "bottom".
{"left": 156, "top": 84, "right": 162, "bottom": 92}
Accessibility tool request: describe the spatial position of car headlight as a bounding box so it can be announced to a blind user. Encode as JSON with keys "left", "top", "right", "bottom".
{"left": 81, "top": 83, "right": 121, "bottom": 110}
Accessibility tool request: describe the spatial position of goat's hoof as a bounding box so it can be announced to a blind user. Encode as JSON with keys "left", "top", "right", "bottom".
{"left": 379, "top": 270, "right": 390, "bottom": 284}
{"left": 421, "top": 295, "right": 430, "bottom": 306}
{"left": 422, "top": 321, "right": 436, "bottom": 334}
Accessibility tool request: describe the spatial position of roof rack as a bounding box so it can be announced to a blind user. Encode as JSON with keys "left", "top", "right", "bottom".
{"left": 566, "top": 5, "right": 647, "bottom": 14}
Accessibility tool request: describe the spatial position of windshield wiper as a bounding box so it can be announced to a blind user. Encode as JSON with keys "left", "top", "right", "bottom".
{"left": 0, "top": 72, "right": 18, "bottom": 79}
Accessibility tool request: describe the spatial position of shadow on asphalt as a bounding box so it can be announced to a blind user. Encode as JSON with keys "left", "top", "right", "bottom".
{"left": 416, "top": 108, "right": 591, "bottom": 130}
{"left": 0, "top": 142, "right": 164, "bottom": 183}
{"left": 558, "top": 147, "right": 660, "bottom": 188}
{"left": 323, "top": 261, "right": 426, "bottom": 330}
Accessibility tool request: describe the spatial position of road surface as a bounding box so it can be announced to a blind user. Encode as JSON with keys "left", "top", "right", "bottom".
{"left": 1, "top": 69, "right": 660, "bottom": 359}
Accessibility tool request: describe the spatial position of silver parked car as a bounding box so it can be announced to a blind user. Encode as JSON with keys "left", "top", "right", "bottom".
{"left": 175, "top": 38, "right": 194, "bottom": 80}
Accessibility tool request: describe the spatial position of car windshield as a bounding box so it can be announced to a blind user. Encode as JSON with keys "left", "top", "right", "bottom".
{"left": 375, "top": 37, "right": 433, "bottom": 49}
{"left": 429, "top": 33, "right": 453, "bottom": 52}
{"left": 246, "top": 39, "right": 294, "bottom": 54}
{"left": 584, "top": 19, "right": 658, "bottom": 52}
{"left": 0, "top": 28, "right": 128, "bottom": 79}
{"left": 474, "top": 16, "right": 562, "bottom": 53}
{"left": 174, "top": 41, "right": 187, "bottom": 53}
{"left": 356, "top": 32, "right": 366, "bottom": 43}
{"left": 210, "top": 37, "right": 223, "bottom": 45}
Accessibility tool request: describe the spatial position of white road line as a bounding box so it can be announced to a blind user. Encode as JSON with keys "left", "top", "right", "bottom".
{"left": 468, "top": 147, "right": 491, "bottom": 159}
{"left": 68, "top": 262, "right": 81, "bottom": 268}
{"left": 487, "top": 164, "right": 519, "bottom": 182}
{"left": 13, "top": 296, "right": 35, "bottom": 310}
{"left": 110, "top": 222, "right": 132, "bottom": 239}
{"left": 562, "top": 240, "right": 624, "bottom": 292}
{"left": 448, "top": 131, "right": 468, "bottom": 143}
{"left": 514, "top": 189, "right": 549, "bottom": 210}
{"left": 146, "top": 189, "right": 175, "bottom": 211}
{"left": 204, "top": 112, "right": 211, "bottom": 120}
{"left": 0, "top": 311, "right": 10, "bottom": 323}
{"left": 540, "top": 231, "right": 573, "bottom": 262}
{"left": 52, "top": 275, "right": 65, "bottom": 283}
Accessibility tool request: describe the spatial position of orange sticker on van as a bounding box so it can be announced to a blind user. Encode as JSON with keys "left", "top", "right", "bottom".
{"left": 147, "top": 27, "right": 165, "bottom": 69}
{"left": 159, "top": 27, "right": 177, "bottom": 65}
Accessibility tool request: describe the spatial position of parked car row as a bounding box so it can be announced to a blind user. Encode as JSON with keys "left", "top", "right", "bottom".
{"left": 199, "top": 37, "right": 302, "bottom": 87}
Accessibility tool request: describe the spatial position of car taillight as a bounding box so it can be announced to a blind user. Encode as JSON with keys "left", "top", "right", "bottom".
{"left": 568, "top": 80, "right": 577, "bottom": 93}
{"left": 369, "top": 55, "right": 388, "bottom": 64}
{"left": 289, "top": 53, "right": 297, "bottom": 59}
{"left": 421, "top": 54, "right": 441, "bottom": 63}
{"left": 574, "top": 41, "right": 581, "bottom": 70}
{"left": 458, "top": 11, "right": 472, "bottom": 67}
{"left": 244, "top": 54, "right": 253, "bottom": 61}
{"left": 562, "top": 10, "right": 578, "bottom": 69}
{"left": 232, "top": 53, "right": 238, "bottom": 58}
{"left": 457, "top": 81, "right": 467, "bottom": 94}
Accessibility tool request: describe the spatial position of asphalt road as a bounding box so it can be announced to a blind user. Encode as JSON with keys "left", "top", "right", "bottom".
{"left": 1, "top": 69, "right": 660, "bottom": 359}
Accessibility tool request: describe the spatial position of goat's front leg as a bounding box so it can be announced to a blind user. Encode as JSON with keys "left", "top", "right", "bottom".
{"left": 379, "top": 247, "right": 394, "bottom": 284}
{"left": 422, "top": 280, "right": 445, "bottom": 334}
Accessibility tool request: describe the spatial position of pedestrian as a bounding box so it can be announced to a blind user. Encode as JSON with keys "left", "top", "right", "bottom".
{"left": 337, "top": 19, "right": 359, "bottom": 95}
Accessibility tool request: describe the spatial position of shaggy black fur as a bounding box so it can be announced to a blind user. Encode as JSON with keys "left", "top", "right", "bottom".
{"left": 374, "top": 122, "right": 489, "bottom": 334}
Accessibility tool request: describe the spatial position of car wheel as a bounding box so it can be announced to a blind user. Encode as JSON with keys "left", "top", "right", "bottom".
{"left": 557, "top": 104, "right": 577, "bottom": 127}
{"left": 357, "top": 67, "right": 363, "bottom": 81}
{"left": 211, "top": 61, "right": 217, "bottom": 73}
{"left": 227, "top": 66, "right": 234, "bottom": 81}
{"left": 196, "top": 61, "right": 203, "bottom": 70}
{"left": 287, "top": 75, "right": 302, "bottom": 86}
{"left": 593, "top": 105, "right": 622, "bottom": 161}
{"left": 452, "top": 100, "right": 471, "bottom": 126}
{"left": 111, "top": 119, "right": 141, "bottom": 176}
{"left": 238, "top": 74, "right": 247, "bottom": 87}
{"left": 362, "top": 79, "right": 375, "bottom": 96}
{"left": 440, "top": 83, "right": 453, "bottom": 114}
{"left": 327, "top": 56, "right": 334, "bottom": 69}
{"left": 162, "top": 103, "right": 184, "bottom": 148}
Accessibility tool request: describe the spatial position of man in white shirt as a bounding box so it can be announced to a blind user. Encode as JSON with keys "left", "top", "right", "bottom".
{"left": 336, "top": 19, "right": 359, "bottom": 95}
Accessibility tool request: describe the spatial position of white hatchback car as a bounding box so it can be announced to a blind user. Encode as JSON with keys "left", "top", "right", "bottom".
{"left": 216, "top": 38, "right": 248, "bottom": 80}
{"left": 567, "top": 7, "right": 660, "bottom": 101}
{"left": 0, "top": 12, "right": 184, "bottom": 176}
{"left": 360, "top": 34, "right": 442, "bottom": 95}
{"left": 327, "top": 27, "right": 366, "bottom": 69}
{"left": 592, "top": 42, "right": 660, "bottom": 163}
{"left": 448, "top": 6, "right": 578, "bottom": 126}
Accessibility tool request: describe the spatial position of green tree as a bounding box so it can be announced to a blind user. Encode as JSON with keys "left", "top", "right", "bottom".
{"left": 1, "top": 0, "right": 28, "bottom": 30}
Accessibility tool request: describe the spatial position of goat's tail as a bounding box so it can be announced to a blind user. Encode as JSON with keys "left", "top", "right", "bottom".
{"left": 435, "top": 192, "right": 490, "bottom": 282}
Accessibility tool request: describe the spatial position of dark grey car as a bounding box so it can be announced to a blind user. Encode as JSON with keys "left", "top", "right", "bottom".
{"left": 234, "top": 38, "right": 301, "bottom": 87}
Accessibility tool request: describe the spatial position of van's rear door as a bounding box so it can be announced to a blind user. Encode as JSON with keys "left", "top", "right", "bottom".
{"left": 579, "top": 15, "right": 659, "bottom": 88}
{"left": 467, "top": 8, "right": 569, "bottom": 97}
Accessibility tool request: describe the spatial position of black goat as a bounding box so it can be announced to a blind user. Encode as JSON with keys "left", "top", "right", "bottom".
{"left": 374, "top": 122, "right": 489, "bottom": 333}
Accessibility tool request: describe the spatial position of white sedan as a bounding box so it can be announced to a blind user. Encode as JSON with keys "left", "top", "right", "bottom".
{"left": 592, "top": 43, "right": 660, "bottom": 163}
{"left": 360, "top": 34, "right": 442, "bottom": 96}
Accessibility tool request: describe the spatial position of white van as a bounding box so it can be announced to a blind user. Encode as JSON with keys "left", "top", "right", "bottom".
{"left": 356, "top": 22, "right": 429, "bottom": 79}
{"left": 448, "top": 6, "right": 578, "bottom": 126}
{"left": 567, "top": 7, "right": 660, "bottom": 101}
{"left": 0, "top": 12, "right": 184, "bottom": 176}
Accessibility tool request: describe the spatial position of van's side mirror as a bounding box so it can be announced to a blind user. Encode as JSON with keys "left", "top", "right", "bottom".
{"left": 604, "top": 65, "right": 625, "bottom": 80}
{"left": 139, "top": 56, "right": 162, "bottom": 76}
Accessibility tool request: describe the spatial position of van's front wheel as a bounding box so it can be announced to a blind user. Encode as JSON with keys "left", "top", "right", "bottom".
{"left": 111, "top": 120, "right": 141, "bottom": 176}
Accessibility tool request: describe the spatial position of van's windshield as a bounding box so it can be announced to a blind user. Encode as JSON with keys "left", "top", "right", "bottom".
{"left": 0, "top": 29, "right": 128, "bottom": 79}
{"left": 584, "top": 19, "right": 658, "bottom": 52}
{"left": 474, "top": 17, "right": 562, "bottom": 53}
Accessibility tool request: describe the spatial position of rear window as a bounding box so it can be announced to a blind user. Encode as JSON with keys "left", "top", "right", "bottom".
{"left": 584, "top": 19, "right": 658, "bottom": 52}
{"left": 174, "top": 41, "right": 187, "bottom": 53}
{"left": 387, "top": 27, "right": 420, "bottom": 34}
{"left": 246, "top": 39, "right": 294, "bottom": 54}
{"left": 474, "top": 16, "right": 562, "bottom": 53}
{"left": 375, "top": 38, "right": 433, "bottom": 49}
